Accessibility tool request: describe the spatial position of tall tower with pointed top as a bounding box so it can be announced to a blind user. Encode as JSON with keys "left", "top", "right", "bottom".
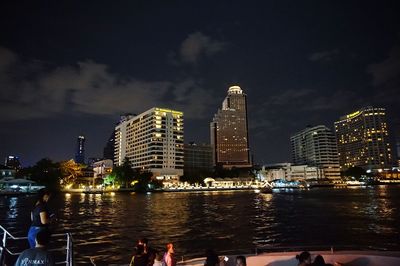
{"left": 75, "top": 135, "right": 85, "bottom": 164}
{"left": 210, "top": 86, "right": 251, "bottom": 169}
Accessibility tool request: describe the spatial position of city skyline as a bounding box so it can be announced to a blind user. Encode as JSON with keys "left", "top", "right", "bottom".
{"left": 1, "top": 1, "right": 400, "bottom": 166}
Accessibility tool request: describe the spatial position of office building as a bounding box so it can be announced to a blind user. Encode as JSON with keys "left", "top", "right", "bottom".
{"left": 184, "top": 142, "right": 213, "bottom": 177}
{"left": 334, "top": 107, "right": 392, "bottom": 170}
{"left": 75, "top": 135, "right": 85, "bottom": 164}
{"left": 210, "top": 85, "right": 251, "bottom": 169}
{"left": 291, "top": 125, "right": 340, "bottom": 179}
{"left": 114, "top": 107, "right": 184, "bottom": 178}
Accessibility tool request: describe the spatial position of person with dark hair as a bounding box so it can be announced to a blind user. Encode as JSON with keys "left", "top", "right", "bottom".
{"left": 312, "top": 254, "right": 333, "bottom": 266}
{"left": 130, "top": 244, "right": 149, "bottom": 266}
{"left": 27, "top": 188, "right": 54, "bottom": 248}
{"left": 236, "top": 255, "right": 246, "bottom": 266}
{"left": 138, "top": 238, "right": 156, "bottom": 266}
{"left": 15, "top": 229, "right": 55, "bottom": 266}
{"left": 296, "top": 251, "right": 311, "bottom": 266}
{"left": 204, "top": 249, "right": 219, "bottom": 266}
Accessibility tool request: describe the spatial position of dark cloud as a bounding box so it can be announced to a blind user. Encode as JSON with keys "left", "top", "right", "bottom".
{"left": 169, "top": 32, "right": 226, "bottom": 65}
{"left": 308, "top": 49, "right": 340, "bottom": 62}
{"left": 0, "top": 47, "right": 17, "bottom": 71}
{"left": 0, "top": 46, "right": 217, "bottom": 122}
{"left": 367, "top": 46, "right": 400, "bottom": 86}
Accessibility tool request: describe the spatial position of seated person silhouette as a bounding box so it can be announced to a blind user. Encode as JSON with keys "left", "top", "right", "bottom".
{"left": 15, "top": 229, "right": 55, "bottom": 266}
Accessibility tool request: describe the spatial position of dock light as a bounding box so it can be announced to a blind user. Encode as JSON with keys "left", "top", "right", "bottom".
{"left": 254, "top": 189, "right": 261, "bottom": 193}
{"left": 65, "top": 193, "right": 71, "bottom": 197}
{"left": 110, "top": 192, "right": 115, "bottom": 196}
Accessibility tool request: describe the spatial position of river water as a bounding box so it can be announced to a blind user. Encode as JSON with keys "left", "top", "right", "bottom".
{"left": 1, "top": 186, "right": 400, "bottom": 264}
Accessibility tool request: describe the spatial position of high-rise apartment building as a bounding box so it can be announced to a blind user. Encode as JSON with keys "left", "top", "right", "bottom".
{"left": 210, "top": 86, "right": 251, "bottom": 169}
{"left": 114, "top": 107, "right": 184, "bottom": 177}
{"left": 334, "top": 107, "right": 392, "bottom": 170}
{"left": 75, "top": 135, "right": 85, "bottom": 164}
{"left": 291, "top": 125, "right": 340, "bottom": 179}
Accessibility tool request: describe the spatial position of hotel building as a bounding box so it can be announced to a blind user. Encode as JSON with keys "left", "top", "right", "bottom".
{"left": 114, "top": 107, "right": 184, "bottom": 178}
{"left": 291, "top": 125, "right": 341, "bottom": 179}
{"left": 210, "top": 86, "right": 251, "bottom": 169}
{"left": 334, "top": 107, "right": 392, "bottom": 170}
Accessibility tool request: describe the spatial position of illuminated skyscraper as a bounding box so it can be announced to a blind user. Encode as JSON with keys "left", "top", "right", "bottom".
{"left": 291, "top": 125, "right": 340, "bottom": 179}
{"left": 210, "top": 86, "right": 251, "bottom": 168}
{"left": 114, "top": 107, "right": 184, "bottom": 178}
{"left": 75, "top": 135, "right": 85, "bottom": 164}
{"left": 334, "top": 107, "right": 392, "bottom": 170}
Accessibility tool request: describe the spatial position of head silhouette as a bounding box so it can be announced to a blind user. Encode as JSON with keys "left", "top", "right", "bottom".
{"left": 296, "top": 251, "right": 311, "bottom": 264}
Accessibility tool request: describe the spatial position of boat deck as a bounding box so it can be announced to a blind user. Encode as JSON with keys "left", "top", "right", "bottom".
{"left": 178, "top": 250, "right": 400, "bottom": 266}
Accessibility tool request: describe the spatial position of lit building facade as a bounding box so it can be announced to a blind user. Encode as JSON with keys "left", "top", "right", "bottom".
{"left": 114, "top": 107, "right": 184, "bottom": 178}
{"left": 291, "top": 125, "right": 340, "bottom": 179}
{"left": 257, "top": 163, "right": 324, "bottom": 182}
{"left": 75, "top": 136, "right": 85, "bottom": 164}
{"left": 93, "top": 159, "right": 113, "bottom": 179}
{"left": 334, "top": 107, "right": 392, "bottom": 170}
{"left": 184, "top": 142, "right": 213, "bottom": 177}
{"left": 210, "top": 86, "right": 251, "bottom": 169}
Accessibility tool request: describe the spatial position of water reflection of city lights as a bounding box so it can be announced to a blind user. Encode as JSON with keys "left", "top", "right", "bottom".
{"left": 259, "top": 193, "right": 273, "bottom": 201}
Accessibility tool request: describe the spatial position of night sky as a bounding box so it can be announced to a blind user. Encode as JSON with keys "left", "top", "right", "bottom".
{"left": 1, "top": 1, "right": 399, "bottom": 166}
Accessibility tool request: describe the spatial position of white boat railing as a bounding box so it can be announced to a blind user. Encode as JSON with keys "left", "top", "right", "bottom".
{"left": 0, "top": 225, "right": 73, "bottom": 266}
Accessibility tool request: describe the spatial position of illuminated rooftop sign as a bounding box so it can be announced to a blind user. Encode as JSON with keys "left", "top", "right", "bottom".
{"left": 346, "top": 111, "right": 361, "bottom": 119}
